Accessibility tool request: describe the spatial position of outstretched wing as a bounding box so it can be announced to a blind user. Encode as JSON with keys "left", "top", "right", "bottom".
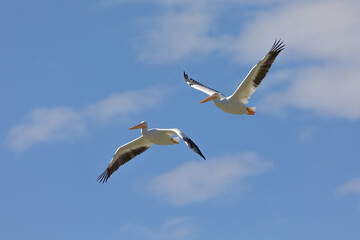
{"left": 98, "top": 136, "right": 152, "bottom": 183}
{"left": 229, "top": 40, "right": 285, "bottom": 103}
{"left": 168, "top": 128, "right": 206, "bottom": 160}
{"left": 184, "top": 71, "right": 225, "bottom": 97}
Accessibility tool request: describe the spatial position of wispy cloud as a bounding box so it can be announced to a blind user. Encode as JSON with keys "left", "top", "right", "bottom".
{"left": 136, "top": 7, "right": 219, "bottom": 62}
{"left": 98, "top": 0, "right": 285, "bottom": 62}
{"left": 84, "top": 87, "right": 167, "bottom": 123}
{"left": 259, "top": 65, "right": 360, "bottom": 120}
{"left": 336, "top": 177, "right": 360, "bottom": 196}
{"left": 148, "top": 152, "right": 272, "bottom": 205}
{"left": 121, "top": 217, "right": 197, "bottom": 240}
{"left": 99, "top": 0, "right": 277, "bottom": 8}
{"left": 100, "top": 0, "right": 249, "bottom": 62}
{"left": 7, "top": 87, "right": 168, "bottom": 153}
{"left": 336, "top": 177, "right": 360, "bottom": 208}
{"left": 7, "top": 107, "right": 86, "bottom": 153}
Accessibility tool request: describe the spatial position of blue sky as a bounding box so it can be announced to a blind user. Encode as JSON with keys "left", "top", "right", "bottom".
{"left": 1, "top": 0, "right": 360, "bottom": 239}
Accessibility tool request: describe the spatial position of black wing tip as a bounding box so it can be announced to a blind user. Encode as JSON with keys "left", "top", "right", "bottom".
{"left": 196, "top": 148, "right": 206, "bottom": 160}
{"left": 184, "top": 71, "right": 189, "bottom": 81}
{"left": 184, "top": 72, "right": 196, "bottom": 86}
{"left": 184, "top": 137, "right": 206, "bottom": 160}
{"left": 97, "top": 169, "right": 110, "bottom": 184}
{"left": 270, "top": 39, "right": 286, "bottom": 53}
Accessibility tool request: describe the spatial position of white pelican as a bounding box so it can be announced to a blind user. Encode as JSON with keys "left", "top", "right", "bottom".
{"left": 98, "top": 121, "right": 206, "bottom": 183}
{"left": 184, "top": 40, "right": 285, "bottom": 115}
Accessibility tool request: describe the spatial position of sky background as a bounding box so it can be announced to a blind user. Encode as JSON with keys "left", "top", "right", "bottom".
{"left": 1, "top": 0, "right": 360, "bottom": 239}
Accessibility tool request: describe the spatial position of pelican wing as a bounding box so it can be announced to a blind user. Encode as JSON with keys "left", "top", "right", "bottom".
{"left": 98, "top": 136, "right": 152, "bottom": 183}
{"left": 229, "top": 40, "right": 285, "bottom": 103}
{"left": 167, "top": 128, "right": 206, "bottom": 160}
{"left": 184, "top": 71, "right": 224, "bottom": 97}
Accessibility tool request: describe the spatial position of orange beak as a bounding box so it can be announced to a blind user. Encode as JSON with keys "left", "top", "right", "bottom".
{"left": 128, "top": 122, "right": 145, "bottom": 130}
{"left": 199, "top": 93, "right": 218, "bottom": 104}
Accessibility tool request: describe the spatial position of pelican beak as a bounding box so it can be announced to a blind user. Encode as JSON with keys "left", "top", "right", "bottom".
{"left": 128, "top": 122, "right": 145, "bottom": 130}
{"left": 199, "top": 93, "right": 218, "bottom": 104}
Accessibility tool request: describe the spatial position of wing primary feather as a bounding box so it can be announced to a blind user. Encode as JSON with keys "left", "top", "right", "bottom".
{"left": 252, "top": 39, "right": 285, "bottom": 88}
{"left": 97, "top": 146, "right": 150, "bottom": 183}
{"left": 183, "top": 136, "right": 206, "bottom": 160}
{"left": 97, "top": 170, "right": 109, "bottom": 184}
{"left": 270, "top": 39, "right": 285, "bottom": 54}
{"left": 183, "top": 71, "right": 223, "bottom": 96}
{"left": 184, "top": 71, "right": 211, "bottom": 89}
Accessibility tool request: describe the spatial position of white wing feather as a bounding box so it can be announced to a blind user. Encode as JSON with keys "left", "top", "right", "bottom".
{"left": 184, "top": 72, "right": 223, "bottom": 97}
{"left": 229, "top": 40, "right": 285, "bottom": 103}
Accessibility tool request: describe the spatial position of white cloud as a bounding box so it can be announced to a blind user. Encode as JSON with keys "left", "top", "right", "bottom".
{"left": 336, "top": 177, "right": 360, "bottom": 196}
{"left": 336, "top": 177, "right": 360, "bottom": 209}
{"left": 84, "top": 87, "right": 167, "bottom": 122}
{"left": 99, "top": 0, "right": 274, "bottom": 7}
{"left": 259, "top": 65, "right": 360, "bottom": 120}
{"left": 121, "top": 217, "right": 196, "bottom": 240}
{"left": 136, "top": 7, "right": 219, "bottom": 62}
{"left": 233, "top": 0, "right": 360, "bottom": 62}
{"left": 99, "top": 0, "right": 284, "bottom": 62}
{"left": 103, "top": 0, "right": 246, "bottom": 62}
{"left": 7, "top": 87, "right": 168, "bottom": 153}
{"left": 148, "top": 152, "right": 272, "bottom": 205}
{"left": 7, "top": 107, "right": 86, "bottom": 153}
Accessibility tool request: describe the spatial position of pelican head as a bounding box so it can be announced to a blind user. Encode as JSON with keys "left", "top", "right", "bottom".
{"left": 128, "top": 121, "right": 148, "bottom": 130}
{"left": 199, "top": 93, "right": 220, "bottom": 104}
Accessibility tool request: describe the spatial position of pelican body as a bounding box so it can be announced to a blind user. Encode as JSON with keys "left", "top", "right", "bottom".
{"left": 184, "top": 40, "right": 285, "bottom": 115}
{"left": 140, "top": 128, "right": 179, "bottom": 145}
{"left": 98, "top": 121, "right": 205, "bottom": 183}
{"left": 210, "top": 94, "right": 249, "bottom": 115}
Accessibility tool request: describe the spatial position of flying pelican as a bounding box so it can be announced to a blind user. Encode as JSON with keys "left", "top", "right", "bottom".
{"left": 97, "top": 121, "right": 206, "bottom": 183}
{"left": 184, "top": 40, "right": 285, "bottom": 115}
